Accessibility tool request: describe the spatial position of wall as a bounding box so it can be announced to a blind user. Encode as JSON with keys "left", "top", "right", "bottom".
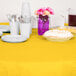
{"left": 0, "top": 0, "right": 75, "bottom": 27}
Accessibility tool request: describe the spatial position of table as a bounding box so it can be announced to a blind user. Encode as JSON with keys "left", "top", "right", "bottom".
{"left": 0, "top": 28, "right": 76, "bottom": 76}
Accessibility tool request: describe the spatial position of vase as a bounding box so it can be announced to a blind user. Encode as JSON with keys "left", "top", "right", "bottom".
{"left": 38, "top": 15, "right": 49, "bottom": 35}
{"left": 21, "top": 2, "right": 31, "bottom": 23}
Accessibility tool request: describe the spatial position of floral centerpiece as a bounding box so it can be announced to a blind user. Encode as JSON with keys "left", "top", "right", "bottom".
{"left": 35, "top": 7, "right": 54, "bottom": 35}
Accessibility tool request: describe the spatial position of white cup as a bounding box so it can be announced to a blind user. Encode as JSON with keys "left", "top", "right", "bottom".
{"left": 10, "top": 21, "right": 19, "bottom": 35}
{"left": 20, "top": 23, "right": 31, "bottom": 38}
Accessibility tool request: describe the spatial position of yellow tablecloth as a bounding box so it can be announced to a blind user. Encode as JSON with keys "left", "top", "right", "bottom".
{"left": 0, "top": 29, "right": 76, "bottom": 76}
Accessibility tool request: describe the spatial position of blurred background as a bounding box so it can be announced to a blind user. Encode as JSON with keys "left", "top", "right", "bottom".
{"left": 0, "top": 0, "right": 76, "bottom": 27}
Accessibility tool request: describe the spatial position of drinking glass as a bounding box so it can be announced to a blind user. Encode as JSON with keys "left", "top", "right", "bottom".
{"left": 54, "top": 15, "right": 65, "bottom": 26}
{"left": 68, "top": 8, "right": 76, "bottom": 26}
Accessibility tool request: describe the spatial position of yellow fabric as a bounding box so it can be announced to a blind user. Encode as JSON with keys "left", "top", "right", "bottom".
{"left": 0, "top": 24, "right": 75, "bottom": 76}
{"left": 0, "top": 23, "right": 9, "bottom": 25}
{"left": 0, "top": 22, "right": 68, "bottom": 26}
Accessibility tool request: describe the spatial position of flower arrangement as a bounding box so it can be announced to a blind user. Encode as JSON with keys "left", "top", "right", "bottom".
{"left": 35, "top": 7, "right": 54, "bottom": 35}
{"left": 35, "top": 7, "right": 54, "bottom": 16}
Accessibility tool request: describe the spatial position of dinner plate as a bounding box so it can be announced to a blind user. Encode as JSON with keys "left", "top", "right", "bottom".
{"left": 1, "top": 35, "right": 27, "bottom": 43}
{"left": 0, "top": 25, "right": 10, "bottom": 33}
{"left": 43, "top": 30, "right": 73, "bottom": 42}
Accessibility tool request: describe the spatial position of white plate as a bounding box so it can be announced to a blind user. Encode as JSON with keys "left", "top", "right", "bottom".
{"left": 0, "top": 25, "right": 10, "bottom": 33}
{"left": 43, "top": 30, "right": 73, "bottom": 42}
{"left": 1, "top": 35, "right": 27, "bottom": 43}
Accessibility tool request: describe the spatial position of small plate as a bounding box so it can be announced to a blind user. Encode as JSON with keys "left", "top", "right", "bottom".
{"left": 1, "top": 35, "right": 27, "bottom": 43}
{"left": 0, "top": 25, "right": 10, "bottom": 33}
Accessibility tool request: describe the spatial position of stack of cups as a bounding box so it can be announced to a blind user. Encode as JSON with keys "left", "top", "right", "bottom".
{"left": 20, "top": 2, "right": 32, "bottom": 39}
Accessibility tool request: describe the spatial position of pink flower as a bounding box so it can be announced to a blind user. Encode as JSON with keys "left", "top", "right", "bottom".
{"left": 35, "top": 7, "right": 54, "bottom": 15}
{"left": 37, "top": 11, "right": 43, "bottom": 15}
{"left": 46, "top": 7, "right": 54, "bottom": 15}
{"left": 37, "top": 8, "right": 44, "bottom": 15}
{"left": 49, "top": 9, "right": 54, "bottom": 15}
{"left": 42, "top": 7, "right": 46, "bottom": 11}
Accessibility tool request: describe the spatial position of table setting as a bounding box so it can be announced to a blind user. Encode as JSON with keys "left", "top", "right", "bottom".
{"left": 0, "top": 1, "right": 75, "bottom": 43}
{"left": 0, "top": 2, "right": 32, "bottom": 43}
{"left": 0, "top": 1, "right": 76, "bottom": 76}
